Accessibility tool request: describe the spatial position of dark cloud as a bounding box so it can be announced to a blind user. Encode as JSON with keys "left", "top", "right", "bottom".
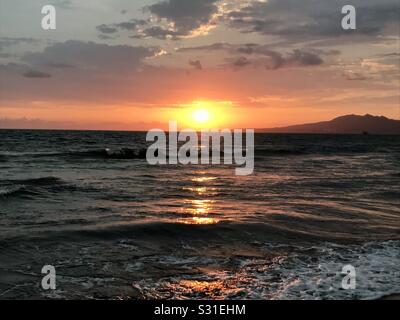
{"left": 0, "top": 63, "right": 56, "bottom": 79}
{"left": 177, "top": 43, "right": 230, "bottom": 52}
{"left": 115, "top": 21, "right": 142, "bottom": 31}
{"left": 287, "top": 50, "right": 323, "bottom": 66}
{"left": 232, "top": 57, "right": 252, "bottom": 68}
{"left": 226, "top": 0, "right": 399, "bottom": 44}
{"left": 22, "top": 70, "right": 51, "bottom": 78}
{"left": 379, "top": 52, "right": 400, "bottom": 58}
{"left": 98, "top": 34, "right": 118, "bottom": 40}
{"left": 95, "top": 0, "right": 220, "bottom": 40}
{"left": 260, "top": 49, "right": 324, "bottom": 69}
{"left": 139, "top": 26, "right": 183, "bottom": 40}
{"left": 189, "top": 59, "right": 202, "bottom": 70}
{"left": 177, "top": 42, "right": 326, "bottom": 70}
{"left": 237, "top": 44, "right": 259, "bottom": 55}
{"left": 225, "top": 49, "right": 324, "bottom": 70}
{"left": 179, "top": 42, "right": 337, "bottom": 59}
{"left": 96, "top": 24, "right": 118, "bottom": 34}
{"left": 146, "top": 0, "right": 219, "bottom": 37}
{"left": 95, "top": 19, "right": 148, "bottom": 39}
{"left": 22, "top": 41, "right": 157, "bottom": 72}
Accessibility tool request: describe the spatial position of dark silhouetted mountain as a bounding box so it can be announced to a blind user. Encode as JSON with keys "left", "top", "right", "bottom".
{"left": 258, "top": 114, "right": 400, "bottom": 134}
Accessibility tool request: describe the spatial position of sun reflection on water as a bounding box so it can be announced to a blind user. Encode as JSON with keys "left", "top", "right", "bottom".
{"left": 180, "top": 217, "right": 219, "bottom": 225}
{"left": 191, "top": 177, "right": 217, "bottom": 183}
{"left": 189, "top": 199, "right": 213, "bottom": 214}
{"left": 163, "top": 278, "right": 244, "bottom": 299}
{"left": 178, "top": 175, "right": 220, "bottom": 225}
{"left": 183, "top": 186, "right": 214, "bottom": 196}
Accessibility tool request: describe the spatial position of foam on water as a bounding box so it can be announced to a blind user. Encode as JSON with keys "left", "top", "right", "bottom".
{"left": 132, "top": 240, "right": 400, "bottom": 300}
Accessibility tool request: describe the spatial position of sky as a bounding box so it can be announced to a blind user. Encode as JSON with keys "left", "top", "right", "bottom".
{"left": 0, "top": 0, "right": 399, "bottom": 130}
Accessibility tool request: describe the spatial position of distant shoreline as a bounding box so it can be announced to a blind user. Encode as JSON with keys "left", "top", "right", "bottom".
{"left": 1, "top": 128, "right": 400, "bottom": 135}
{"left": 1, "top": 114, "right": 399, "bottom": 134}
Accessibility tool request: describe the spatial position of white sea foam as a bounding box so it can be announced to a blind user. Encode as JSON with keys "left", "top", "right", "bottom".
{"left": 132, "top": 240, "right": 400, "bottom": 300}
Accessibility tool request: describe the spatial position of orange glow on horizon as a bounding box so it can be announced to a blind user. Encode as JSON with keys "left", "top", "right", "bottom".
{"left": 173, "top": 100, "right": 234, "bottom": 130}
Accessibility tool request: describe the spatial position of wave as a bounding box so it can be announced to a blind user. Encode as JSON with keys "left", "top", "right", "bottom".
{"left": 0, "top": 185, "right": 35, "bottom": 198}
{"left": 67, "top": 148, "right": 147, "bottom": 159}
{"left": 15, "top": 176, "right": 65, "bottom": 185}
{"left": 6, "top": 148, "right": 148, "bottom": 160}
{"left": 0, "top": 221, "right": 273, "bottom": 245}
{"left": 2, "top": 143, "right": 395, "bottom": 162}
{"left": 0, "top": 176, "right": 77, "bottom": 200}
{"left": 255, "top": 148, "right": 307, "bottom": 156}
{"left": 267, "top": 240, "right": 400, "bottom": 300}
{"left": 3, "top": 218, "right": 398, "bottom": 246}
{"left": 132, "top": 240, "right": 400, "bottom": 300}
{"left": 371, "top": 190, "right": 400, "bottom": 201}
{"left": 254, "top": 145, "right": 397, "bottom": 157}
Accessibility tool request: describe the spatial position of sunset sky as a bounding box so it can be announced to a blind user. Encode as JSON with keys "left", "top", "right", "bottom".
{"left": 0, "top": 0, "right": 399, "bottom": 130}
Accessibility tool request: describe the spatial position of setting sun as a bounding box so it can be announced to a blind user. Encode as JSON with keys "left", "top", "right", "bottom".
{"left": 173, "top": 100, "right": 234, "bottom": 129}
{"left": 192, "top": 109, "right": 210, "bottom": 123}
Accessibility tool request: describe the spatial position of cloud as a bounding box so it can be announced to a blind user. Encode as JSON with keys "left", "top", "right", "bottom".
{"left": 179, "top": 42, "right": 325, "bottom": 70}
{"left": 115, "top": 21, "right": 145, "bottom": 31}
{"left": 22, "top": 40, "right": 157, "bottom": 71}
{"left": 0, "top": 37, "right": 39, "bottom": 51}
{"left": 51, "top": 0, "right": 74, "bottom": 10}
{"left": 96, "top": 19, "right": 147, "bottom": 36}
{"left": 22, "top": 70, "right": 51, "bottom": 78}
{"left": 287, "top": 50, "right": 323, "bottom": 66}
{"left": 178, "top": 43, "right": 332, "bottom": 66}
{"left": 0, "top": 62, "right": 29, "bottom": 74}
{"left": 177, "top": 42, "right": 230, "bottom": 52}
{"left": 43, "top": 62, "right": 75, "bottom": 69}
{"left": 225, "top": 49, "right": 324, "bottom": 70}
{"left": 361, "top": 58, "right": 398, "bottom": 73}
{"left": 94, "top": 0, "right": 220, "bottom": 40}
{"left": 0, "top": 53, "right": 13, "bottom": 58}
{"left": 98, "top": 34, "right": 118, "bottom": 40}
{"left": 189, "top": 59, "right": 202, "bottom": 70}
{"left": 343, "top": 70, "right": 368, "bottom": 81}
{"left": 0, "top": 62, "right": 54, "bottom": 78}
{"left": 138, "top": 26, "right": 183, "bottom": 40}
{"left": 225, "top": 0, "right": 400, "bottom": 44}
{"left": 145, "top": 0, "right": 219, "bottom": 38}
{"left": 96, "top": 24, "right": 118, "bottom": 34}
{"left": 231, "top": 56, "right": 252, "bottom": 68}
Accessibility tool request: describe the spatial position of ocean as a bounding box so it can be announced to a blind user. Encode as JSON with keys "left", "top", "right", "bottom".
{"left": 0, "top": 130, "right": 399, "bottom": 299}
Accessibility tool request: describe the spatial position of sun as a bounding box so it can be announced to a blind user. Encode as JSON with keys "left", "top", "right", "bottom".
{"left": 173, "top": 100, "right": 233, "bottom": 129}
{"left": 192, "top": 109, "right": 210, "bottom": 123}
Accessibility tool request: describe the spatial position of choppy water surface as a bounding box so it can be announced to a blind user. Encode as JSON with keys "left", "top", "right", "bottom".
{"left": 0, "top": 130, "right": 399, "bottom": 299}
